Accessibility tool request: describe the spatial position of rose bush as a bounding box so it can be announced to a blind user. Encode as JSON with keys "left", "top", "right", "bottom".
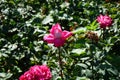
{"left": 0, "top": 0, "right": 120, "bottom": 80}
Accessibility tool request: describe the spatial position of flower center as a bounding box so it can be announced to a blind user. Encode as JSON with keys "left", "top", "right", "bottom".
{"left": 55, "top": 32, "right": 62, "bottom": 38}
{"left": 53, "top": 29, "right": 62, "bottom": 39}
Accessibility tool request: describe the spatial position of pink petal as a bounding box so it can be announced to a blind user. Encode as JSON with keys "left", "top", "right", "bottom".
{"left": 43, "top": 34, "right": 54, "bottom": 43}
{"left": 62, "top": 30, "right": 72, "bottom": 40}
{"left": 19, "top": 75, "right": 25, "bottom": 80}
{"left": 50, "top": 23, "right": 62, "bottom": 34}
{"left": 100, "top": 14, "right": 103, "bottom": 18}
{"left": 54, "top": 38, "right": 65, "bottom": 47}
{"left": 97, "top": 15, "right": 103, "bottom": 22}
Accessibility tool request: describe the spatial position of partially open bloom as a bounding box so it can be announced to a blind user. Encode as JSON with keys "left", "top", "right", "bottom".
{"left": 19, "top": 65, "right": 52, "bottom": 80}
{"left": 44, "top": 23, "right": 72, "bottom": 47}
{"left": 96, "top": 14, "right": 112, "bottom": 29}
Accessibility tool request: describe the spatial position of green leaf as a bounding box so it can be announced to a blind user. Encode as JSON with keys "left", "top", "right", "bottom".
{"left": 42, "top": 15, "right": 53, "bottom": 24}
{"left": 71, "top": 49, "right": 86, "bottom": 55}
{"left": 72, "top": 27, "right": 86, "bottom": 34}
{"left": 77, "top": 63, "right": 88, "bottom": 69}
{"left": 0, "top": 73, "right": 13, "bottom": 80}
{"left": 86, "top": 20, "right": 98, "bottom": 30}
{"left": 76, "top": 77, "right": 90, "bottom": 80}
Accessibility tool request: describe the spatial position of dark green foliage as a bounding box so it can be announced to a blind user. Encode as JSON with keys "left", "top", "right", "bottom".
{"left": 0, "top": 0, "right": 120, "bottom": 80}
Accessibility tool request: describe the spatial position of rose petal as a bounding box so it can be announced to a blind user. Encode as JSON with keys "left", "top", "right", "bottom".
{"left": 54, "top": 38, "right": 65, "bottom": 47}
{"left": 19, "top": 71, "right": 34, "bottom": 80}
{"left": 62, "top": 30, "right": 72, "bottom": 40}
{"left": 50, "top": 23, "right": 62, "bottom": 34}
{"left": 40, "top": 65, "right": 52, "bottom": 79}
{"left": 43, "top": 34, "right": 54, "bottom": 43}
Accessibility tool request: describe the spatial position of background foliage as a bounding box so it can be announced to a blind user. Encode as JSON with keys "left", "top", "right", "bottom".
{"left": 0, "top": 0, "right": 120, "bottom": 80}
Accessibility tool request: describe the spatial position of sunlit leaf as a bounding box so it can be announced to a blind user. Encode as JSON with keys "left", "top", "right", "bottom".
{"left": 42, "top": 15, "right": 53, "bottom": 24}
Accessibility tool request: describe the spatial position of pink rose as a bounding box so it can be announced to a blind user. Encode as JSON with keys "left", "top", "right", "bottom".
{"left": 96, "top": 14, "right": 112, "bottom": 29}
{"left": 44, "top": 23, "right": 72, "bottom": 47}
{"left": 19, "top": 71, "right": 34, "bottom": 80}
{"left": 19, "top": 65, "right": 52, "bottom": 80}
{"left": 29, "top": 65, "right": 52, "bottom": 80}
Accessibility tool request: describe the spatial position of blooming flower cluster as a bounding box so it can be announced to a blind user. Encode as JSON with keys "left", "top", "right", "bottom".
{"left": 97, "top": 14, "right": 112, "bottom": 29}
{"left": 44, "top": 23, "right": 72, "bottom": 47}
{"left": 19, "top": 65, "right": 52, "bottom": 80}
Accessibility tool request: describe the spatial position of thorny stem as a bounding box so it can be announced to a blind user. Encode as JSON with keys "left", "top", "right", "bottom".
{"left": 58, "top": 47, "right": 64, "bottom": 80}
{"left": 103, "top": 28, "right": 106, "bottom": 40}
{"left": 91, "top": 42, "right": 94, "bottom": 80}
{"left": 91, "top": 52, "right": 94, "bottom": 80}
